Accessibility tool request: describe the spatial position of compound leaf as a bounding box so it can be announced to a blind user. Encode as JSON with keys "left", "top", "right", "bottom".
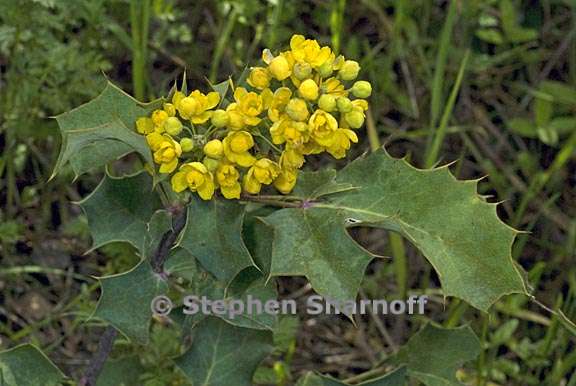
{"left": 0, "top": 344, "right": 66, "bottom": 386}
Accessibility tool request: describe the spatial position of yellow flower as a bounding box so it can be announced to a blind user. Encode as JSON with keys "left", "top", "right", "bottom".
{"left": 171, "top": 162, "right": 215, "bottom": 200}
{"left": 232, "top": 87, "right": 265, "bottom": 126}
{"left": 274, "top": 167, "right": 298, "bottom": 194}
{"left": 270, "top": 119, "right": 309, "bottom": 145}
{"left": 324, "top": 129, "right": 358, "bottom": 159}
{"left": 152, "top": 134, "right": 182, "bottom": 174}
{"left": 146, "top": 132, "right": 164, "bottom": 151}
{"left": 298, "top": 79, "right": 319, "bottom": 101}
{"left": 243, "top": 158, "right": 281, "bottom": 194}
{"left": 204, "top": 139, "right": 224, "bottom": 159}
{"left": 285, "top": 98, "right": 309, "bottom": 122}
{"left": 321, "top": 77, "right": 348, "bottom": 97}
{"left": 177, "top": 90, "right": 220, "bottom": 124}
{"left": 263, "top": 87, "right": 292, "bottom": 122}
{"left": 223, "top": 131, "right": 256, "bottom": 167}
{"left": 268, "top": 55, "right": 292, "bottom": 81}
{"left": 247, "top": 67, "right": 271, "bottom": 90}
{"left": 136, "top": 117, "right": 154, "bottom": 134}
{"left": 151, "top": 110, "right": 168, "bottom": 129}
{"left": 289, "top": 34, "right": 332, "bottom": 68}
{"left": 216, "top": 163, "right": 242, "bottom": 199}
{"left": 308, "top": 109, "right": 339, "bottom": 146}
{"left": 225, "top": 104, "right": 246, "bottom": 130}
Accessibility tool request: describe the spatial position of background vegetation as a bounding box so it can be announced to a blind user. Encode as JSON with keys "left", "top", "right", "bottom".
{"left": 0, "top": 0, "right": 575, "bottom": 385}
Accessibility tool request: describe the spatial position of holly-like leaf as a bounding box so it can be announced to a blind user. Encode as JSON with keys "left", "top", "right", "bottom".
{"left": 0, "top": 344, "right": 66, "bottom": 386}
{"left": 395, "top": 324, "right": 480, "bottom": 386}
{"left": 179, "top": 197, "right": 256, "bottom": 285}
{"left": 174, "top": 316, "right": 273, "bottom": 386}
{"left": 313, "top": 150, "right": 527, "bottom": 311}
{"left": 291, "top": 170, "right": 356, "bottom": 200}
{"left": 79, "top": 172, "right": 163, "bottom": 253}
{"left": 53, "top": 81, "right": 161, "bottom": 178}
{"left": 296, "top": 367, "right": 406, "bottom": 385}
{"left": 93, "top": 260, "right": 168, "bottom": 345}
{"left": 264, "top": 208, "right": 374, "bottom": 304}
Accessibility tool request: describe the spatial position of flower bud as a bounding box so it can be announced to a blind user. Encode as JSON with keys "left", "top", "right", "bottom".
{"left": 180, "top": 137, "right": 194, "bottom": 152}
{"left": 164, "top": 117, "right": 183, "bottom": 136}
{"left": 336, "top": 97, "right": 353, "bottom": 113}
{"left": 151, "top": 110, "right": 168, "bottom": 127}
{"left": 338, "top": 60, "right": 360, "bottom": 81}
{"left": 285, "top": 98, "right": 309, "bottom": 122}
{"left": 298, "top": 79, "right": 319, "bottom": 101}
{"left": 202, "top": 157, "right": 220, "bottom": 172}
{"left": 163, "top": 103, "right": 176, "bottom": 117}
{"left": 247, "top": 67, "right": 271, "bottom": 90}
{"left": 178, "top": 97, "right": 200, "bottom": 119}
{"left": 345, "top": 110, "right": 365, "bottom": 129}
{"left": 318, "top": 94, "right": 336, "bottom": 112}
{"left": 203, "top": 139, "right": 224, "bottom": 159}
{"left": 317, "top": 61, "right": 334, "bottom": 78}
{"left": 268, "top": 56, "right": 291, "bottom": 80}
{"left": 351, "top": 81, "right": 372, "bottom": 98}
{"left": 293, "top": 62, "right": 312, "bottom": 80}
{"left": 211, "top": 109, "right": 229, "bottom": 128}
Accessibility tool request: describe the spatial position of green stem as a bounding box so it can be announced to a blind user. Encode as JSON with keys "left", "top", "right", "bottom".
{"left": 425, "top": 50, "right": 470, "bottom": 168}
{"left": 130, "top": 0, "right": 151, "bottom": 101}
{"left": 209, "top": 7, "right": 238, "bottom": 83}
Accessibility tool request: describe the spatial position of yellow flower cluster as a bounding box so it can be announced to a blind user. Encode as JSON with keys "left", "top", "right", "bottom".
{"left": 134, "top": 34, "right": 371, "bottom": 200}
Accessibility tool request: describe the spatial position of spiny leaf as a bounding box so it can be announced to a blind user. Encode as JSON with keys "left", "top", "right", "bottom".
{"left": 296, "top": 367, "right": 406, "bottom": 385}
{"left": 93, "top": 260, "right": 168, "bottom": 345}
{"left": 0, "top": 344, "right": 66, "bottom": 386}
{"left": 264, "top": 207, "right": 374, "bottom": 304}
{"left": 179, "top": 197, "right": 256, "bottom": 285}
{"left": 394, "top": 324, "right": 480, "bottom": 386}
{"left": 174, "top": 316, "right": 273, "bottom": 386}
{"left": 79, "top": 172, "right": 163, "bottom": 253}
{"left": 291, "top": 170, "right": 357, "bottom": 200}
{"left": 321, "top": 150, "right": 527, "bottom": 311}
{"left": 53, "top": 81, "right": 161, "bottom": 178}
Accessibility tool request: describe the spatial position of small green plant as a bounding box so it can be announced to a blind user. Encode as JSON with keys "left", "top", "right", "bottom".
{"left": 0, "top": 31, "right": 572, "bottom": 386}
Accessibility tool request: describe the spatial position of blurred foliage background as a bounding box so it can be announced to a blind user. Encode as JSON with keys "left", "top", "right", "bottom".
{"left": 1, "top": 0, "right": 575, "bottom": 385}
